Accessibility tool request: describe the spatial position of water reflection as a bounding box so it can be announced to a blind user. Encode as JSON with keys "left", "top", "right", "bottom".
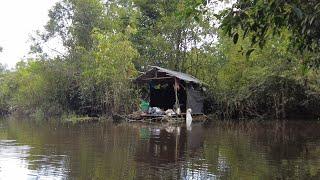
{"left": 134, "top": 123, "right": 215, "bottom": 179}
{"left": 0, "top": 119, "right": 320, "bottom": 179}
{"left": 0, "top": 140, "right": 68, "bottom": 179}
{"left": 0, "top": 140, "right": 32, "bottom": 179}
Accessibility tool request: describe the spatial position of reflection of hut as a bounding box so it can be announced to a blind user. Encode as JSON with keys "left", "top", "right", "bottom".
{"left": 134, "top": 126, "right": 187, "bottom": 179}
{"left": 135, "top": 66, "right": 205, "bottom": 114}
{"left": 134, "top": 125, "right": 207, "bottom": 179}
{"left": 135, "top": 126, "right": 187, "bottom": 164}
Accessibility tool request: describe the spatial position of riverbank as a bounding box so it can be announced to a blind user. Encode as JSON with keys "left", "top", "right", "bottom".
{"left": 205, "top": 76, "right": 320, "bottom": 120}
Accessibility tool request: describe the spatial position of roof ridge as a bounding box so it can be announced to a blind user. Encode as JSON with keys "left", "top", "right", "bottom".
{"left": 149, "top": 66, "right": 201, "bottom": 84}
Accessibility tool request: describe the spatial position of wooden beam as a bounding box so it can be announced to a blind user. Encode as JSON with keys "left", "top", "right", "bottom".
{"left": 140, "top": 76, "right": 174, "bottom": 81}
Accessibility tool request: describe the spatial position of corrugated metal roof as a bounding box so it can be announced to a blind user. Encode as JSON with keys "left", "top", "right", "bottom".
{"left": 136, "top": 66, "right": 202, "bottom": 84}
{"left": 151, "top": 66, "right": 201, "bottom": 84}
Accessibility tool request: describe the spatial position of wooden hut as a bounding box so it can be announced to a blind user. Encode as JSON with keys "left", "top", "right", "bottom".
{"left": 135, "top": 66, "right": 205, "bottom": 115}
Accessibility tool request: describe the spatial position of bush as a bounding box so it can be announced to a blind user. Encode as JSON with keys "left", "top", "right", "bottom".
{"left": 209, "top": 76, "right": 320, "bottom": 120}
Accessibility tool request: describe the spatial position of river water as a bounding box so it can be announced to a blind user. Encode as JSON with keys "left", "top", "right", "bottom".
{"left": 0, "top": 119, "right": 320, "bottom": 179}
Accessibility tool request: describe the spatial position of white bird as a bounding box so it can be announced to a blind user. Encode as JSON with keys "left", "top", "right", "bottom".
{"left": 186, "top": 108, "right": 192, "bottom": 130}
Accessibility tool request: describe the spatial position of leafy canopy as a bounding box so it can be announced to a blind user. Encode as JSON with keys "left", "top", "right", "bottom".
{"left": 220, "top": 0, "right": 320, "bottom": 68}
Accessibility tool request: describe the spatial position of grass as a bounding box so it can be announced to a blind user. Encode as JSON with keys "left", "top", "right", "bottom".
{"left": 62, "top": 113, "right": 100, "bottom": 124}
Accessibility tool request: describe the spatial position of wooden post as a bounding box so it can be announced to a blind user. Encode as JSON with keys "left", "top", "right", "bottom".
{"left": 174, "top": 78, "right": 180, "bottom": 110}
{"left": 175, "top": 130, "right": 179, "bottom": 162}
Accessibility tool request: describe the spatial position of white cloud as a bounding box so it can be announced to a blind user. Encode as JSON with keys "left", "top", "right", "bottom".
{"left": 0, "top": 0, "right": 59, "bottom": 68}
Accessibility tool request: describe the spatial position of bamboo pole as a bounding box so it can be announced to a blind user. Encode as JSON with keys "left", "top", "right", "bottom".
{"left": 174, "top": 78, "right": 180, "bottom": 111}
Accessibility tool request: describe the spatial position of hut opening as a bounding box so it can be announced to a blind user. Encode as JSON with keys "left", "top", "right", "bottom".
{"left": 135, "top": 66, "right": 205, "bottom": 115}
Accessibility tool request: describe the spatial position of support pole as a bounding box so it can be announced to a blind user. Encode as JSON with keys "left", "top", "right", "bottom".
{"left": 174, "top": 78, "right": 180, "bottom": 110}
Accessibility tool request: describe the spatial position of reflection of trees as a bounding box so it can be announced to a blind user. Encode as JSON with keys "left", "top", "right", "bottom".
{"left": 2, "top": 120, "right": 140, "bottom": 179}
{"left": 202, "top": 121, "right": 320, "bottom": 179}
{"left": 258, "top": 121, "right": 320, "bottom": 179}
{"left": 0, "top": 120, "right": 69, "bottom": 179}
{"left": 66, "top": 122, "right": 139, "bottom": 179}
{"left": 134, "top": 124, "right": 215, "bottom": 179}
{"left": 3, "top": 119, "right": 320, "bottom": 179}
{"left": 4, "top": 119, "right": 214, "bottom": 179}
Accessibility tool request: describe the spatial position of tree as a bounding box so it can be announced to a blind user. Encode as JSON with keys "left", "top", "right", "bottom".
{"left": 44, "top": 0, "right": 105, "bottom": 50}
{"left": 220, "top": 0, "right": 320, "bottom": 68}
{"left": 131, "top": 0, "right": 216, "bottom": 71}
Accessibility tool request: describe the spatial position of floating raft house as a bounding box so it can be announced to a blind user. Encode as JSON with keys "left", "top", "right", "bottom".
{"left": 135, "top": 66, "right": 205, "bottom": 115}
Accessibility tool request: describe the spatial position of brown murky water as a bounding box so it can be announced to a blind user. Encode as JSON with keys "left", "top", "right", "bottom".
{"left": 0, "top": 119, "right": 320, "bottom": 179}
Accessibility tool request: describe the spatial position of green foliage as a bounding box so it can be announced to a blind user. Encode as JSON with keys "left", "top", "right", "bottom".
{"left": 9, "top": 60, "right": 69, "bottom": 116}
{"left": 45, "top": 0, "right": 105, "bottom": 49}
{"left": 220, "top": 0, "right": 320, "bottom": 68}
{"left": 0, "top": 65, "right": 14, "bottom": 115}
{"left": 201, "top": 30, "right": 320, "bottom": 119}
{"left": 88, "top": 30, "right": 139, "bottom": 114}
{"left": 0, "top": 0, "right": 319, "bottom": 120}
{"left": 131, "top": 0, "right": 215, "bottom": 70}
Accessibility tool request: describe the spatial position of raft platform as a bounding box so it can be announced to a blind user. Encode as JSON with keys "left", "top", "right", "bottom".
{"left": 113, "top": 112, "right": 208, "bottom": 123}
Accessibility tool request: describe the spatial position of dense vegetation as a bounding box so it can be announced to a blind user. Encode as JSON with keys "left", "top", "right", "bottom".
{"left": 0, "top": 0, "right": 319, "bottom": 120}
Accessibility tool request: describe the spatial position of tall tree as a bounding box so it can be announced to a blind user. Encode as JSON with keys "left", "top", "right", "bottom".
{"left": 132, "top": 0, "right": 215, "bottom": 71}
{"left": 45, "top": 0, "right": 105, "bottom": 50}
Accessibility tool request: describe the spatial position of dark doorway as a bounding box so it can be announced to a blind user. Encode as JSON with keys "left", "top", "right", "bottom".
{"left": 149, "top": 82, "right": 175, "bottom": 110}
{"left": 149, "top": 81, "right": 188, "bottom": 113}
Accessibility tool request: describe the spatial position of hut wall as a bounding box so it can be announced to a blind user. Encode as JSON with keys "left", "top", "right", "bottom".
{"left": 186, "top": 86, "right": 204, "bottom": 114}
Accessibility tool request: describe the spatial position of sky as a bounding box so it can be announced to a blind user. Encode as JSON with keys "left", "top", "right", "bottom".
{"left": 0, "top": 0, "right": 59, "bottom": 68}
